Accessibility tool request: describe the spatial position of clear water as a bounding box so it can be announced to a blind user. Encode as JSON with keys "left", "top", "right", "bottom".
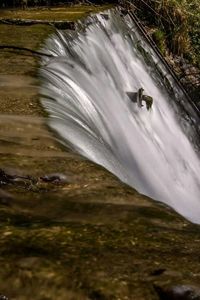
{"left": 40, "top": 10, "right": 200, "bottom": 223}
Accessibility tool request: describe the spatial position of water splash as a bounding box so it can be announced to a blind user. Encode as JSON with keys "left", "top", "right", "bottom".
{"left": 40, "top": 10, "right": 200, "bottom": 223}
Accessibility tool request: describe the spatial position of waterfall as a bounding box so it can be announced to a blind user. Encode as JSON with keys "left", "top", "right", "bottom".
{"left": 40, "top": 10, "right": 200, "bottom": 224}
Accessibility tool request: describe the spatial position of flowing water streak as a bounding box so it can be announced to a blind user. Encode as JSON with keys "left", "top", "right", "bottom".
{"left": 40, "top": 10, "right": 200, "bottom": 223}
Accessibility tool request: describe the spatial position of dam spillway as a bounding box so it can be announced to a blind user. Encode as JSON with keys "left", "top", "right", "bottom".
{"left": 40, "top": 10, "right": 200, "bottom": 224}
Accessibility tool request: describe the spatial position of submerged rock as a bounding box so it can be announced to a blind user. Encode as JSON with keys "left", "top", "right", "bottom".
{"left": 0, "top": 169, "right": 12, "bottom": 185}
{"left": 155, "top": 284, "right": 200, "bottom": 300}
{"left": 0, "top": 295, "right": 8, "bottom": 300}
{"left": 40, "top": 173, "right": 69, "bottom": 184}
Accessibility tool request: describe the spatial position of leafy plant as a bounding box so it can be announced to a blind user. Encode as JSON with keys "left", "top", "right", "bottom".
{"left": 152, "top": 29, "right": 166, "bottom": 54}
{"left": 121, "top": 0, "right": 200, "bottom": 66}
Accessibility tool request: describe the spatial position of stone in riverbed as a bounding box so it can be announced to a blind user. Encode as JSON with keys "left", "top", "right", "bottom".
{"left": 40, "top": 173, "right": 69, "bottom": 184}
{"left": 0, "top": 295, "right": 9, "bottom": 300}
{"left": 154, "top": 284, "right": 200, "bottom": 300}
{"left": 0, "top": 169, "right": 12, "bottom": 185}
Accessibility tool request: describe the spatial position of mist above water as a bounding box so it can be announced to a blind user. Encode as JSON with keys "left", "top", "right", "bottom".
{"left": 40, "top": 10, "right": 200, "bottom": 223}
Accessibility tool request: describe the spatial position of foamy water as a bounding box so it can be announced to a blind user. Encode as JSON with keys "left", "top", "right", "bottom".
{"left": 40, "top": 10, "right": 200, "bottom": 223}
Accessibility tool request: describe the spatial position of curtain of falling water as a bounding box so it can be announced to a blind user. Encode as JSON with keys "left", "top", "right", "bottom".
{"left": 40, "top": 10, "right": 200, "bottom": 224}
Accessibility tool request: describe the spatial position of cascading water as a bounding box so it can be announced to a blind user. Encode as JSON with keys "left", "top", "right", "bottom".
{"left": 40, "top": 10, "right": 200, "bottom": 224}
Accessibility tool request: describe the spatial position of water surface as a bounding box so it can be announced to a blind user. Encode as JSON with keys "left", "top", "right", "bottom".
{"left": 40, "top": 10, "right": 200, "bottom": 223}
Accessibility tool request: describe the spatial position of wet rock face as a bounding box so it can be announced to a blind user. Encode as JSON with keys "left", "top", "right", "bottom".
{"left": 155, "top": 284, "right": 200, "bottom": 300}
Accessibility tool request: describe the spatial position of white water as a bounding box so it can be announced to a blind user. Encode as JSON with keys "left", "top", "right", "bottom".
{"left": 40, "top": 10, "right": 200, "bottom": 223}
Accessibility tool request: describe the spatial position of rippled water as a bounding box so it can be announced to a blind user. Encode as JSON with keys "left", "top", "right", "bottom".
{"left": 40, "top": 10, "right": 200, "bottom": 223}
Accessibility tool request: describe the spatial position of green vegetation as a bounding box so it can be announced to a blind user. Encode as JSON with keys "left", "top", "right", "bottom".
{"left": 152, "top": 29, "right": 166, "bottom": 54}
{"left": 121, "top": 0, "right": 200, "bottom": 66}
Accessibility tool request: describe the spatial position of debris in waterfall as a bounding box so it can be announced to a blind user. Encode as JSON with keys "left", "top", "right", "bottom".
{"left": 142, "top": 95, "right": 153, "bottom": 110}
{"left": 126, "top": 88, "right": 153, "bottom": 110}
{"left": 137, "top": 87, "right": 144, "bottom": 108}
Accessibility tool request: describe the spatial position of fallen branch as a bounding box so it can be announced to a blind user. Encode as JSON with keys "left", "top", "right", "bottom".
{"left": 0, "top": 45, "right": 53, "bottom": 57}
